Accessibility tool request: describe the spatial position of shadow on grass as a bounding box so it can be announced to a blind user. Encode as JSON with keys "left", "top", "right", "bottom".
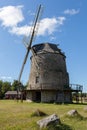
{"left": 65, "top": 113, "right": 84, "bottom": 121}
{"left": 41, "top": 123, "right": 73, "bottom": 130}
{"left": 30, "top": 109, "right": 47, "bottom": 117}
{"left": 72, "top": 102, "right": 87, "bottom": 105}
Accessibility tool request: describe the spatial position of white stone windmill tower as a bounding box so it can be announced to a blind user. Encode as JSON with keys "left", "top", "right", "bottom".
{"left": 26, "top": 43, "right": 72, "bottom": 103}
{"left": 18, "top": 5, "right": 72, "bottom": 103}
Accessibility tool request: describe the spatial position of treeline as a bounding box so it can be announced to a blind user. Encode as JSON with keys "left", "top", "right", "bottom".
{"left": 0, "top": 80, "right": 27, "bottom": 99}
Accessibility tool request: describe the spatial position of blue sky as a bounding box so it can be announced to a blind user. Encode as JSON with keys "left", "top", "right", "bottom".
{"left": 0, "top": 0, "right": 87, "bottom": 92}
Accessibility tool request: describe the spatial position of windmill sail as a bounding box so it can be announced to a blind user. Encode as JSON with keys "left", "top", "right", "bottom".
{"left": 18, "top": 5, "right": 42, "bottom": 82}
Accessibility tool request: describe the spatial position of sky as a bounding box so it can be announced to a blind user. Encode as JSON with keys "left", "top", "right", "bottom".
{"left": 0, "top": 0, "right": 87, "bottom": 92}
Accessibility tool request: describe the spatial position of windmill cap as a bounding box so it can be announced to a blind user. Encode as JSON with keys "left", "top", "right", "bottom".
{"left": 32, "top": 42, "right": 65, "bottom": 56}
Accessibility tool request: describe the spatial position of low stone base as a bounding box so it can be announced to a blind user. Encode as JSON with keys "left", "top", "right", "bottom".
{"left": 37, "top": 114, "right": 60, "bottom": 128}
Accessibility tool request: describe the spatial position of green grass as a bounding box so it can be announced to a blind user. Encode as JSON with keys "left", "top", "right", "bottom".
{"left": 0, "top": 100, "right": 87, "bottom": 130}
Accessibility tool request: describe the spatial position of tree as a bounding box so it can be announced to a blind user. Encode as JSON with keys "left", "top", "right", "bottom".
{"left": 0, "top": 79, "right": 26, "bottom": 99}
{"left": 11, "top": 80, "right": 25, "bottom": 91}
{"left": 11, "top": 80, "right": 19, "bottom": 91}
{"left": 1, "top": 81, "right": 11, "bottom": 98}
{"left": 24, "top": 82, "right": 28, "bottom": 90}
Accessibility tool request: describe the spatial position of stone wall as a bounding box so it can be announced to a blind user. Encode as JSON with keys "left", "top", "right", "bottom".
{"left": 26, "top": 90, "right": 72, "bottom": 103}
{"left": 27, "top": 52, "right": 69, "bottom": 90}
{"left": 41, "top": 91, "right": 56, "bottom": 102}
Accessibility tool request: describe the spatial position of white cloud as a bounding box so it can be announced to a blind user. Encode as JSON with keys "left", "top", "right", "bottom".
{"left": 10, "top": 17, "right": 66, "bottom": 36}
{"left": 64, "top": 9, "right": 80, "bottom": 15}
{"left": 0, "top": 5, "right": 66, "bottom": 37}
{"left": 10, "top": 25, "right": 31, "bottom": 36}
{"left": 38, "top": 17, "right": 65, "bottom": 36}
{"left": 0, "top": 5, "right": 24, "bottom": 27}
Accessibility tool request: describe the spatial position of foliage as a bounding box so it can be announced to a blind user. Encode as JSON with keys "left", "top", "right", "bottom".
{"left": 0, "top": 81, "right": 11, "bottom": 98}
{"left": 11, "top": 80, "right": 19, "bottom": 91}
{"left": 0, "top": 80, "right": 26, "bottom": 99}
{"left": 2, "top": 81, "right": 11, "bottom": 93}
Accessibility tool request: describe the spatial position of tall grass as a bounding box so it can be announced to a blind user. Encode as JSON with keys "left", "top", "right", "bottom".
{"left": 0, "top": 100, "right": 87, "bottom": 130}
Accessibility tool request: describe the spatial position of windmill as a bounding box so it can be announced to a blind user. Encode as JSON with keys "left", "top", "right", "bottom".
{"left": 17, "top": 5, "right": 42, "bottom": 101}
{"left": 17, "top": 5, "right": 72, "bottom": 103}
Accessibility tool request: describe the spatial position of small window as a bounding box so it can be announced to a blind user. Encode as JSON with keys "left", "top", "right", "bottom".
{"left": 36, "top": 76, "right": 39, "bottom": 83}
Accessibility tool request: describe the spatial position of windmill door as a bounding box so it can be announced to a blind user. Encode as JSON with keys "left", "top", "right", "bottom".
{"left": 35, "top": 91, "right": 41, "bottom": 102}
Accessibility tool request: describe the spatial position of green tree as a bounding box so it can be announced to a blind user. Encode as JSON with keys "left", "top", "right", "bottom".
{"left": 24, "top": 82, "right": 28, "bottom": 90}
{"left": 1, "top": 81, "right": 11, "bottom": 98}
{"left": 11, "top": 80, "right": 25, "bottom": 91}
{"left": 11, "top": 80, "right": 19, "bottom": 91}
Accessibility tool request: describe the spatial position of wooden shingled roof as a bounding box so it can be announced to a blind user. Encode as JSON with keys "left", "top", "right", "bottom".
{"left": 5, "top": 91, "right": 21, "bottom": 95}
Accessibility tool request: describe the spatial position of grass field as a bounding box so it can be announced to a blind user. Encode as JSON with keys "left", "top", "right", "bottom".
{"left": 0, "top": 100, "right": 87, "bottom": 130}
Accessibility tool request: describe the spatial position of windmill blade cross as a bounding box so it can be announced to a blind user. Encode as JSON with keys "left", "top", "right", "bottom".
{"left": 18, "top": 4, "right": 42, "bottom": 82}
